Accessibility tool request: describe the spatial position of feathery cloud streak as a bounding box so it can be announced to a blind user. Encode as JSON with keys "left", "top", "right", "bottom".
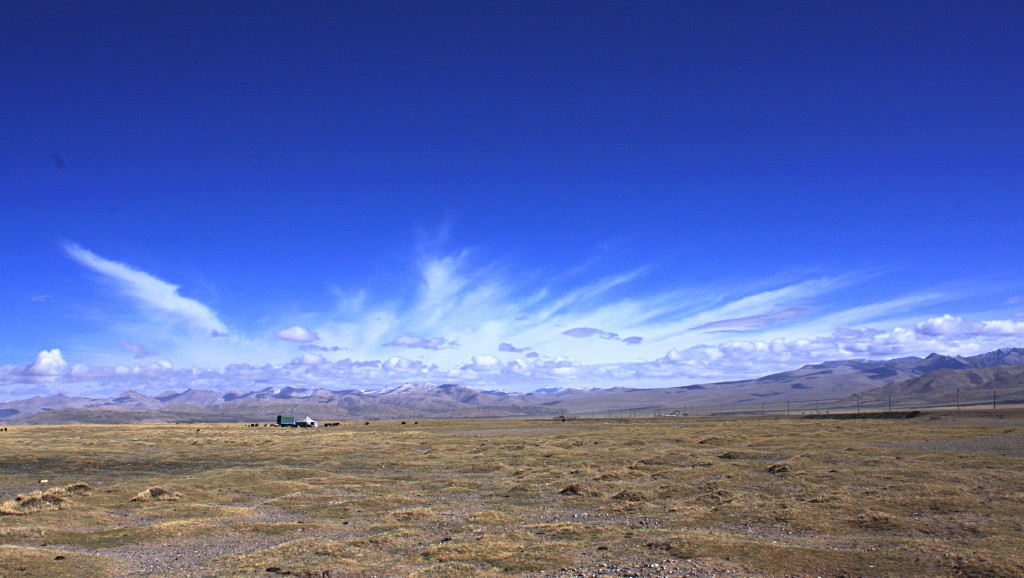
{"left": 692, "top": 307, "right": 809, "bottom": 332}
{"left": 64, "top": 244, "right": 228, "bottom": 334}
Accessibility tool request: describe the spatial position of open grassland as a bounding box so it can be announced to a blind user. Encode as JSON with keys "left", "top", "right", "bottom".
{"left": 1, "top": 411, "right": 1023, "bottom": 577}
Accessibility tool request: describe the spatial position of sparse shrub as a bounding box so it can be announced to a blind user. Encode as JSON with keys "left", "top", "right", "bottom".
{"left": 717, "top": 449, "right": 779, "bottom": 460}
{"left": 61, "top": 482, "right": 93, "bottom": 494}
{"left": 0, "top": 482, "right": 92, "bottom": 515}
{"left": 0, "top": 491, "right": 71, "bottom": 515}
{"left": 849, "top": 510, "right": 902, "bottom": 531}
{"left": 693, "top": 481, "right": 736, "bottom": 506}
{"left": 421, "top": 536, "right": 573, "bottom": 572}
{"left": 388, "top": 507, "right": 436, "bottom": 521}
{"left": 130, "top": 487, "right": 182, "bottom": 502}
{"left": 610, "top": 489, "right": 649, "bottom": 502}
{"left": 411, "top": 561, "right": 493, "bottom": 577}
{"left": 558, "top": 483, "right": 603, "bottom": 497}
{"left": 467, "top": 511, "right": 519, "bottom": 525}
{"left": 0, "top": 527, "right": 46, "bottom": 537}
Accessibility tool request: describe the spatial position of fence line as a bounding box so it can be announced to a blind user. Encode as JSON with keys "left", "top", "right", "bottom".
{"left": 562, "top": 386, "right": 1024, "bottom": 419}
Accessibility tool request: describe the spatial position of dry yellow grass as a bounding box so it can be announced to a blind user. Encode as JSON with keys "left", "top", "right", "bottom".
{"left": 0, "top": 412, "right": 1021, "bottom": 576}
{"left": 0, "top": 482, "right": 92, "bottom": 515}
{"left": 0, "top": 545, "right": 116, "bottom": 577}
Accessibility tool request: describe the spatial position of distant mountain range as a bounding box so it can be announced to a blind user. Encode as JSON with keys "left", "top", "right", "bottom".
{"left": 3, "top": 348, "right": 1023, "bottom": 424}
{"left": 854, "top": 364, "right": 1024, "bottom": 405}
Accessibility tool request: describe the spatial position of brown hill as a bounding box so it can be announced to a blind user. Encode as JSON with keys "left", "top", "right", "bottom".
{"left": 852, "top": 365, "right": 1024, "bottom": 405}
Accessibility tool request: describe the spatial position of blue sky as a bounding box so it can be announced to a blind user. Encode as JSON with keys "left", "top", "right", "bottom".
{"left": 2, "top": 1, "right": 1023, "bottom": 399}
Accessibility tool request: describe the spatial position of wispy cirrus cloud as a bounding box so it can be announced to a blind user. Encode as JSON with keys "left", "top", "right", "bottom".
{"left": 562, "top": 327, "right": 619, "bottom": 339}
{"left": 300, "top": 344, "right": 345, "bottom": 352}
{"left": 691, "top": 307, "right": 810, "bottom": 332}
{"left": 64, "top": 243, "right": 228, "bottom": 334}
{"left": 499, "top": 342, "right": 529, "bottom": 353}
{"left": 384, "top": 335, "right": 459, "bottom": 350}
{"left": 16, "top": 240, "right": 1020, "bottom": 401}
{"left": 306, "top": 252, "right": 1014, "bottom": 373}
{"left": 118, "top": 339, "right": 155, "bottom": 358}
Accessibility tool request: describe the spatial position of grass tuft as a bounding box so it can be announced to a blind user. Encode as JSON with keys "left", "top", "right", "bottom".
{"left": 0, "top": 482, "right": 92, "bottom": 515}
{"left": 130, "top": 486, "right": 182, "bottom": 502}
{"left": 558, "top": 483, "right": 604, "bottom": 497}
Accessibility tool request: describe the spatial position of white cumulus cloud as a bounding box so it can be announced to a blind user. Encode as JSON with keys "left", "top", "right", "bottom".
{"left": 977, "top": 319, "right": 1024, "bottom": 335}
{"left": 383, "top": 356, "right": 426, "bottom": 373}
{"left": 464, "top": 354, "right": 502, "bottom": 372}
{"left": 24, "top": 349, "right": 67, "bottom": 376}
{"left": 290, "top": 353, "right": 328, "bottom": 366}
{"left": 275, "top": 326, "right": 321, "bottom": 342}
{"left": 916, "top": 314, "right": 972, "bottom": 336}
{"left": 915, "top": 314, "right": 1024, "bottom": 337}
